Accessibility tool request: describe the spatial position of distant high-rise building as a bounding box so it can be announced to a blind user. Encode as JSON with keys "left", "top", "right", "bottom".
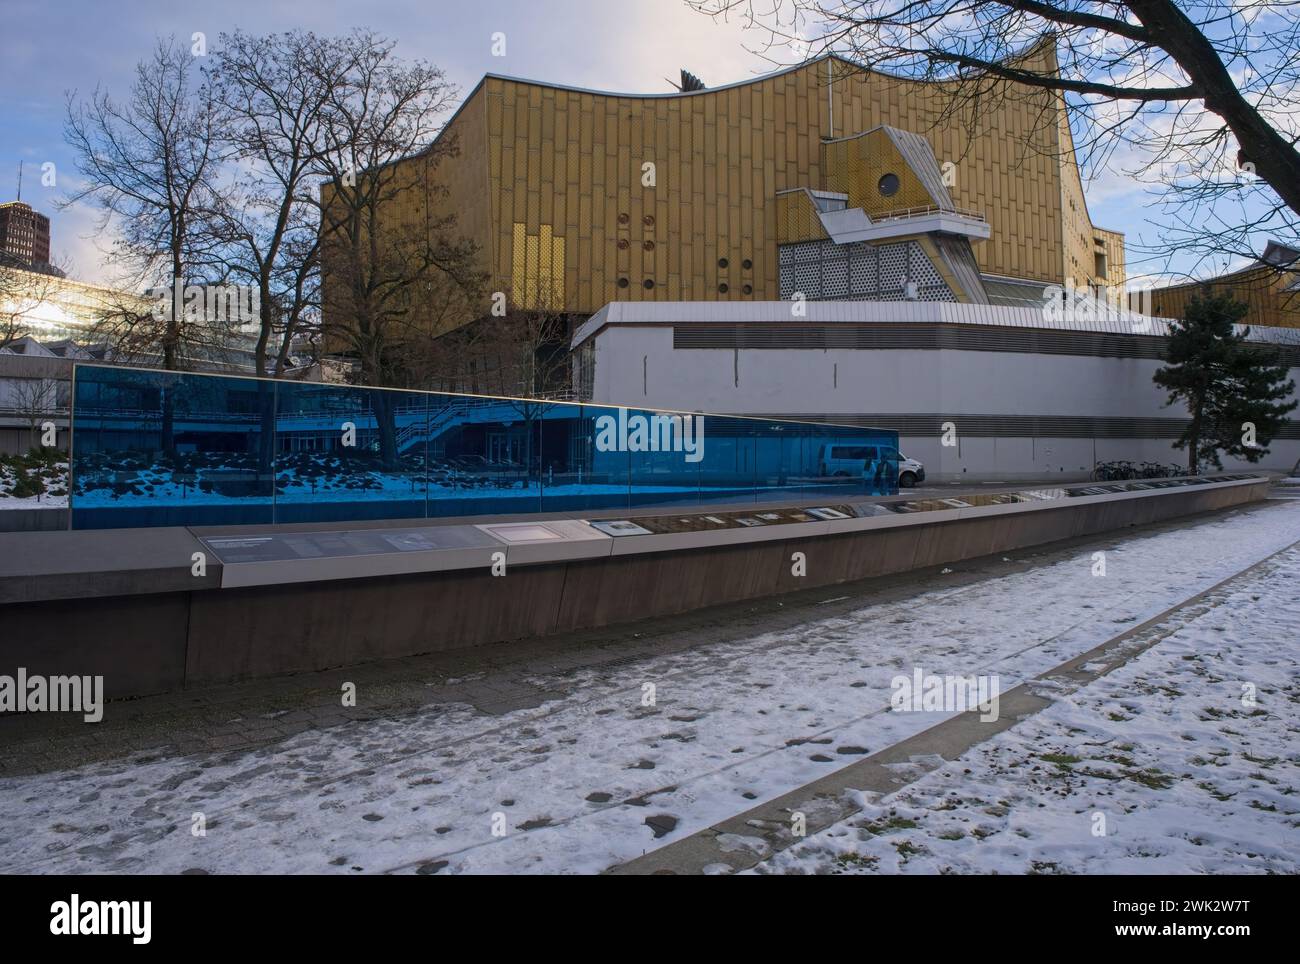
{"left": 0, "top": 201, "right": 53, "bottom": 271}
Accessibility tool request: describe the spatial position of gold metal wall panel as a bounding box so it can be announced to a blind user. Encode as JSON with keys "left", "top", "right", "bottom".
{"left": 1143, "top": 267, "right": 1300, "bottom": 329}
{"left": 346, "top": 48, "right": 1125, "bottom": 332}
{"left": 775, "top": 190, "right": 829, "bottom": 245}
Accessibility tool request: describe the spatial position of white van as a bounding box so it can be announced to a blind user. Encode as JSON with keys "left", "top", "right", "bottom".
{"left": 818, "top": 444, "right": 876, "bottom": 477}
{"left": 817, "top": 444, "right": 926, "bottom": 487}
{"left": 891, "top": 449, "right": 926, "bottom": 488}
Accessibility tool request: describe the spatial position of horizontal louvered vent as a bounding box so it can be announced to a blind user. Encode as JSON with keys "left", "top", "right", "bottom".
{"left": 672, "top": 324, "right": 1300, "bottom": 367}
{"left": 740, "top": 412, "right": 1300, "bottom": 440}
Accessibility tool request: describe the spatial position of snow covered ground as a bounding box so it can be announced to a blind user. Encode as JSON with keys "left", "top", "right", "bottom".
{"left": 1, "top": 500, "right": 1298, "bottom": 874}
{"left": 0, "top": 490, "right": 66, "bottom": 509}
{"left": 759, "top": 542, "right": 1300, "bottom": 875}
{"left": 0, "top": 458, "right": 68, "bottom": 509}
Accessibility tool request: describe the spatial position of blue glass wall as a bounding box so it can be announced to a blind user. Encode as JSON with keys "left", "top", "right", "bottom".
{"left": 69, "top": 364, "right": 899, "bottom": 529}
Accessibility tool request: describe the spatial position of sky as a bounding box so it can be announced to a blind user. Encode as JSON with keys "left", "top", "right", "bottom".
{"left": 0, "top": 0, "right": 1272, "bottom": 289}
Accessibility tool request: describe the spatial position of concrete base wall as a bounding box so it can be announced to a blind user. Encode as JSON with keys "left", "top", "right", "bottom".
{"left": 0, "top": 508, "right": 68, "bottom": 532}
{"left": 2, "top": 592, "right": 190, "bottom": 700}
{"left": 0, "top": 479, "right": 1269, "bottom": 700}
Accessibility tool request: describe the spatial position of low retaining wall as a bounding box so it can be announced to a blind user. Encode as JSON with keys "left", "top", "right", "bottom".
{"left": 0, "top": 507, "right": 67, "bottom": 532}
{"left": 0, "top": 476, "right": 1271, "bottom": 702}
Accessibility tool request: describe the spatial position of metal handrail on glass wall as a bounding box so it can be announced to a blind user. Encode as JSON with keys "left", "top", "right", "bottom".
{"left": 68, "top": 363, "right": 900, "bottom": 529}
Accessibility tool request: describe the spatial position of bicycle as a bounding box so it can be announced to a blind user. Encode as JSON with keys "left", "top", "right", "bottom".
{"left": 1091, "top": 460, "right": 1128, "bottom": 482}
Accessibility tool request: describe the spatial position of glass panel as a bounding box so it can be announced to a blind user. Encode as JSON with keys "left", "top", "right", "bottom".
{"left": 753, "top": 423, "right": 797, "bottom": 502}
{"left": 538, "top": 401, "right": 632, "bottom": 514}
{"left": 273, "top": 382, "right": 429, "bottom": 524}
{"left": 426, "top": 394, "right": 543, "bottom": 517}
{"left": 70, "top": 366, "right": 275, "bottom": 528}
{"left": 693, "top": 415, "right": 757, "bottom": 507}
{"left": 618, "top": 407, "right": 708, "bottom": 509}
{"left": 68, "top": 364, "right": 900, "bottom": 528}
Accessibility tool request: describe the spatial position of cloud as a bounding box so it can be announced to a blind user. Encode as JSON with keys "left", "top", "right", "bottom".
{"left": 6, "top": 0, "right": 1290, "bottom": 289}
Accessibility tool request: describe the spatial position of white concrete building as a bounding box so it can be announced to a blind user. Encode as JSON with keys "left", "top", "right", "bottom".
{"left": 571, "top": 301, "right": 1300, "bottom": 483}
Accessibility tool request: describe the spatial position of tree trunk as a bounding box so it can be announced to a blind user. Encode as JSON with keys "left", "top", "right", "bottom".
{"left": 1127, "top": 0, "right": 1300, "bottom": 219}
{"left": 255, "top": 278, "right": 273, "bottom": 378}
{"left": 371, "top": 388, "right": 399, "bottom": 471}
{"left": 526, "top": 409, "right": 536, "bottom": 489}
{"left": 257, "top": 379, "right": 277, "bottom": 475}
{"left": 159, "top": 387, "right": 176, "bottom": 459}
{"left": 1187, "top": 394, "right": 1203, "bottom": 476}
{"left": 160, "top": 254, "right": 182, "bottom": 458}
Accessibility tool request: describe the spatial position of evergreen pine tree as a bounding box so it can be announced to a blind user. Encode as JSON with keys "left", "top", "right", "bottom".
{"left": 1154, "top": 294, "right": 1297, "bottom": 475}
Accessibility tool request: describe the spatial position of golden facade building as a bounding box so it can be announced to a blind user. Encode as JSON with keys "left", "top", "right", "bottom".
{"left": 350, "top": 45, "right": 1125, "bottom": 332}
{"left": 1137, "top": 241, "right": 1300, "bottom": 330}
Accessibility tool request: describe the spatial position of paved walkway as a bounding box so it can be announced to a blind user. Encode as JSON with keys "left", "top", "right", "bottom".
{"left": 2, "top": 497, "right": 1296, "bottom": 874}
{"left": 1, "top": 519, "right": 1101, "bottom": 776}
{"left": 610, "top": 536, "right": 1299, "bottom": 873}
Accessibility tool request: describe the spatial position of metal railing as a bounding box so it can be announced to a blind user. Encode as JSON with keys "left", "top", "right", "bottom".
{"left": 0, "top": 405, "right": 71, "bottom": 418}
{"left": 394, "top": 403, "right": 472, "bottom": 453}
{"left": 873, "top": 204, "right": 986, "bottom": 223}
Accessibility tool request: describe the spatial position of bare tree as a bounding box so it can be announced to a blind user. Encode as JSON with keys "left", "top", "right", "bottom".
{"left": 0, "top": 262, "right": 64, "bottom": 349}
{"left": 402, "top": 309, "right": 569, "bottom": 397}
{"left": 63, "top": 36, "right": 227, "bottom": 371}
{"left": 449, "top": 310, "right": 573, "bottom": 484}
{"left": 690, "top": 1, "right": 1300, "bottom": 274}
{"left": 316, "top": 32, "right": 484, "bottom": 388}
{"left": 12, "top": 377, "right": 63, "bottom": 450}
{"left": 209, "top": 30, "right": 340, "bottom": 378}
{"left": 477, "top": 310, "right": 573, "bottom": 399}
{"left": 314, "top": 31, "right": 485, "bottom": 467}
{"left": 86, "top": 287, "right": 241, "bottom": 370}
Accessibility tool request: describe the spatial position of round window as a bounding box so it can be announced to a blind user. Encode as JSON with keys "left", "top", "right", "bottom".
{"left": 617, "top": 277, "right": 629, "bottom": 288}
{"left": 878, "top": 173, "right": 900, "bottom": 197}
{"left": 643, "top": 278, "right": 655, "bottom": 289}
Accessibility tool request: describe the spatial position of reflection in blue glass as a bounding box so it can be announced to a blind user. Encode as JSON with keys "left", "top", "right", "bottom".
{"left": 537, "top": 400, "right": 626, "bottom": 514}
{"left": 69, "top": 364, "right": 899, "bottom": 529}
{"left": 70, "top": 367, "right": 276, "bottom": 527}
{"left": 426, "top": 395, "right": 546, "bottom": 517}
{"left": 272, "top": 382, "right": 430, "bottom": 523}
